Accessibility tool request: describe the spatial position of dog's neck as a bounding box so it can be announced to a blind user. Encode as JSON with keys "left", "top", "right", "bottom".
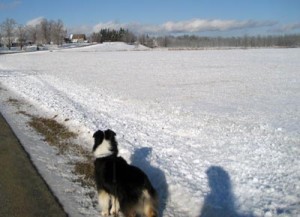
{"left": 93, "top": 139, "right": 114, "bottom": 158}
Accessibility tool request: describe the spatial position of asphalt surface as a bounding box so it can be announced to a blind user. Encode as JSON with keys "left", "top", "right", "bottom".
{"left": 0, "top": 113, "right": 68, "bottom": 217}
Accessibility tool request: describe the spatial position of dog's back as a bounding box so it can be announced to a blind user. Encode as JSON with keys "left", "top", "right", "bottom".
{"left": 94, "top": 155, "right": 158, "bottom": 217}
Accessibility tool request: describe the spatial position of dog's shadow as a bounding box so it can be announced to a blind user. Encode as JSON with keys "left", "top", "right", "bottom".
{"left": 131, "top": 147, "right": 168, "bottom": 217}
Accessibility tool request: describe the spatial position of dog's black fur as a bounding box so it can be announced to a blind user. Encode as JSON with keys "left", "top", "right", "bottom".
{"left": 93, "top": 129, "right": 158, "bottom": 217}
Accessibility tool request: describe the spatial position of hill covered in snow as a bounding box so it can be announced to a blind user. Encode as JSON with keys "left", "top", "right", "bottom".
{"left": 62, "top": 42, "right": 150, "bottom": 52}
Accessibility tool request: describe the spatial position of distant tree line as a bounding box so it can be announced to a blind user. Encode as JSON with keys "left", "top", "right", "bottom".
{"left": 91, "top": 30, "right": 300, "bottom": 48}
{"left": 1, "top": 17, "right": 300, "bottom": 50}
{"left": 90, "top": 28, "right": 137, "bottom": 44}
{"left": 153, "top": 34, "right": 300, "bottom": 48}
{"left": 0, "top": 18, "right": 66, "bottom": 49}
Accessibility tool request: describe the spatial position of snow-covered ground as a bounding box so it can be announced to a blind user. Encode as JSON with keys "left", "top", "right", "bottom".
{"left": 0, "top": 42, "right": 149, "bottom": 54}
{"left": 0, "top": 43, "right": 299, "bottom": 217}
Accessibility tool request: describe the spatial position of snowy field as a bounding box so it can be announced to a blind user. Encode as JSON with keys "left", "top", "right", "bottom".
{"left": 0, "top": 43, "right": 299, "bottom": 217}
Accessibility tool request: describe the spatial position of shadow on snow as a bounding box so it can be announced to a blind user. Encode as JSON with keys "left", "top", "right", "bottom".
{"left": 131, "top": 147, "right": 168, "bottom": 217}
{"left": 200, "top": 166, "right": 253, "bottom": 217}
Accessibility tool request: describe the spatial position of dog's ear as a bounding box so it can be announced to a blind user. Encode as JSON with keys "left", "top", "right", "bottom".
{"left": 93, "top": 130, "right": 104, "bottom": 150}
{"left": 104, "top": 129, "right": 116, "bottom": 140}
{"left": 93, "top": 130, "right": 104, "bottom": 139}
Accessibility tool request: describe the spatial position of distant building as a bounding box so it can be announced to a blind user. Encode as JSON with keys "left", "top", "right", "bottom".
{"left": 69, "top": 34, "right": 87, "bottom": 43}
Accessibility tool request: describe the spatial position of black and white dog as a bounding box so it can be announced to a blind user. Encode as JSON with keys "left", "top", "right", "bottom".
{"left": 93, "top": 129, "right": 158, "bottom": 217}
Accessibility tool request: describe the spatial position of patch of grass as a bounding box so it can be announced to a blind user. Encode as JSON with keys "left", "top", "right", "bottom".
{"left": 7, "top": 98, "right": 23, "bottom": 108}
{"left": 16, "top": 105, "right": 95, "bottom": 192}
{"left": 73, "top": 161, "right": 95, "bottom": 188}
{"left": 17, "top": 110, "right": 33, "bottom": 117}
{"left": 5, "top": 96, "right": 96, "bottom": 200}
{"left": 28, "top": 116, "right": 77, "bottom": 154}
{"left": 26, "top": 114, "right": 95, "bottom": 189}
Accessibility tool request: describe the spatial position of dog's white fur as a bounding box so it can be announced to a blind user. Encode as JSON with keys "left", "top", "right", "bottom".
{"left": 98, "top": 190, "right": 120, "bottom": 216}
{"left": 98, "top": 190, "right": 110, "bottom": 216}
{"left": 93, "top": 139, "right": 112, "bottom": 159}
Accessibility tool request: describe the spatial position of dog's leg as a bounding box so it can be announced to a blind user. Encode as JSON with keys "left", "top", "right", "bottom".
{"left": 143, "top": 190, "right": 158, "bottom": 217}
{"left": 110, "top": 195, "right": 120, "bottom": 216}
{"left": 98, "top": 190, "right": 110, "bottom": 216}
{"left": 123, "top": 209, "right": 136, "bottom": 217}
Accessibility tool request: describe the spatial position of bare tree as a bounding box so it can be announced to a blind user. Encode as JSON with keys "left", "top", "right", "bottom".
{"left": 27, "top": 25, "right": 39, "bottom": 45}
{"left": 40, "top": 18, "right": 51, "bottom": 44}
{"left": 51, "top": 19, "right": 66, "bottom": 45}
{"left": 159, "top": 36, "right": 169, "bottom": 47}
{"left": 0, "top": 31, "right": 2, "bottom": 46}
{"left": 17, "top": 25, "right": 27, "bottom": 49}
{"left": 90, "top": 32, "right": 102, "bottom": 43}
{"left": 1, "top": 18, "right": 16, "bottom": 50}
{"left": 122, "top": 30, "right": 136, "bottom": 44}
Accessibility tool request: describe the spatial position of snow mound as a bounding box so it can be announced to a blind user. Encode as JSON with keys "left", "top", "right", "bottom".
{"left": 64, "top": 42, "right": 150, "bottom": 52}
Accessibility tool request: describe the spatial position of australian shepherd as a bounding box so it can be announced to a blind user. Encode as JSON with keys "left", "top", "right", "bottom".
{"left": 92, "top": 129, "right": 158, "bottom": 217}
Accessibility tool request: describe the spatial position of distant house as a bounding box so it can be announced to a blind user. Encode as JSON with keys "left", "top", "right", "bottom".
{"left": 69, "top": 34, "right": 87, "bottom": 43}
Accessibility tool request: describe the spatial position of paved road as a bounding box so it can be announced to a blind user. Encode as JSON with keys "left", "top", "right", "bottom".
{"left": 0, "top": 113, "right": 68, "bottom": 217}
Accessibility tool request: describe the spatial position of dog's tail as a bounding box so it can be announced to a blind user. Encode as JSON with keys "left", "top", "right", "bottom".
{"left": 143, "top": 182, "right": 159, "bottom": 217}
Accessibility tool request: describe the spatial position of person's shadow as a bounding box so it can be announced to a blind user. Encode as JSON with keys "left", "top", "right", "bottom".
{"left": 131, "top": 147, "right": 168, "bottom": 217}
{"left": 200, "top": 166, "right": 253, "bottom": 217}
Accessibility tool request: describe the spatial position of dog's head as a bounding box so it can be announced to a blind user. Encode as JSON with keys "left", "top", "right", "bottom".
{"left": 92, "top": 129, "right": 118, "bottom": 158}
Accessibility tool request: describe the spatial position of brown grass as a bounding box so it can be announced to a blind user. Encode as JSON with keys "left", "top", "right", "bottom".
{"left": 73, "top": 161, "right": 95, "bottom": 187}
{"left": 7, "top": 98, "right": 23, "bottom": 108}
{"left": 6, "top": 96, "right": 98, "bottom": 207}
{"left": 17, "top": 110, "right": 32, "bottom": 117}
{"left": 10, "top": 98, "right": 95, "bottom": 191}
{"left": 21, "top": 112, "right": 95, "bottom": 189}
{"left": 28, "top": 116, "right": 77, "bottom": 153}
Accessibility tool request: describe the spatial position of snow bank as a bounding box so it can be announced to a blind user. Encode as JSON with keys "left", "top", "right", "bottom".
{"left": 61, "top": 42, "right": 150, "bottom": 52}
{"left": 0, "top": 42, "right": 145, "bottom": 54}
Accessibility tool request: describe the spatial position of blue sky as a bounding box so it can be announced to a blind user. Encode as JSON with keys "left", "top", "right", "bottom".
{"left": 1, "top": 0, "right": 300, "bottom": 36}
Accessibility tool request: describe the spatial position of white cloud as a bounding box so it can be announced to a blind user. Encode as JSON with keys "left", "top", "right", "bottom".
{"left": 26, "top": 17, "right": 45, "bottom": 26}
{"left": 161, "top": 19, "right": 276, "bottom": 33}
{"left": 93, "top": 21, "right": 125, "bottom": 32}
{"left": 92, "top": 19, "right": 277, "bottom": 35}
{"left": 68, "top": 25, "right": 94, "bottom": 34}
{"left": 268, "top": 22, "right": 300, "bottom": 34}
{"left": 280, "top": 23, "right": 300, "bottom": 32}
{"left": 0, "top": 0, "right": 21, "bottom": 10}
